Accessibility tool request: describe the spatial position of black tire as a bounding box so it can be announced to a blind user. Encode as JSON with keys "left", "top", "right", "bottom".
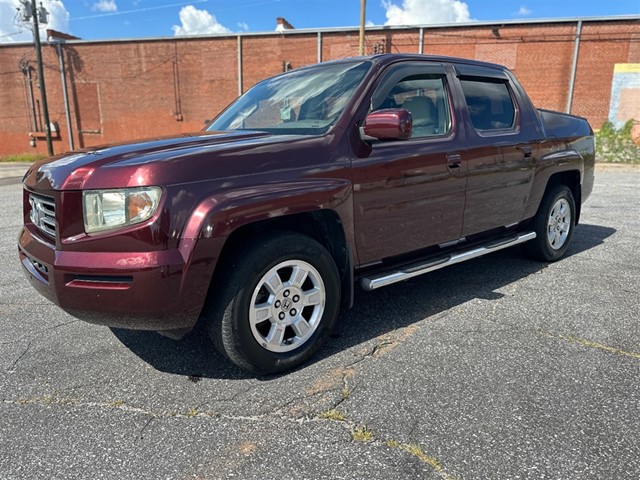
{"left": 204, "top": 232, "right": 341, "bottom": 374}
{"left": 522, "top": 184, "right": 576, "bottom": 262}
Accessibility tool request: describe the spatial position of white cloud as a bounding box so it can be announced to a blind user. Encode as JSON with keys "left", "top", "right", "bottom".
{"left": 383, "top": 0, "right": 471, "bottom": 25}
{"left": 172, "top": 5, "right": 230, "bottom": 36}
{"left": 92, "top": 0, "right": 117, "bottom": 13}
{"left": 0, "top": 0, "right": 71, "bottom": 43}
{"left": 237, "top": 21, "right": 249, "bottom": 32}
{"left": 516, "top": 6, "right": 531, "bottom": 16}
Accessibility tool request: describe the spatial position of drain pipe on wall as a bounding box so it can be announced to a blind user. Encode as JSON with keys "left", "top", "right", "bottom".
{"left": 237, "top": 35, "right": 243, "bottom": 96}
{"left": 52, "top": 38, "right": 75, "bottom": 150}
{"left": 20, "top": 62, "right": 39, "bottom": 132}
{"left": 566, "top": 20, "right": 582, "bottom": 114}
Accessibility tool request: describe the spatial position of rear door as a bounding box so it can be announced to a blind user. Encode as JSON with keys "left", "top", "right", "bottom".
{"left": 452, "top": 64, "right": 536, "bottom": 237}
{"left": 351, "top": 62, "right": 467, "bottom": 265}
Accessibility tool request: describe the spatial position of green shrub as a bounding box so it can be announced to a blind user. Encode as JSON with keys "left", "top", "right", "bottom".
{"left": 595, "top": 119, "right": 640, "bottom": 164}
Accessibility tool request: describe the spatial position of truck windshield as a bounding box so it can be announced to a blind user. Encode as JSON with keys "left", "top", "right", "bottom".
{"left": 207, "top": 61, "right": 371, "bottom": 135}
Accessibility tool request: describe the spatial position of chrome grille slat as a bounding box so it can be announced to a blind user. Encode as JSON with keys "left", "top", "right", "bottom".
{"left": 39, "top": 197, "right": 55, "bottom": 210}
{"left": 29, "top": 193, "right": 56, "bottom": 238}
{"left": 42, "top": 217, "right": 56, "bottom": 227}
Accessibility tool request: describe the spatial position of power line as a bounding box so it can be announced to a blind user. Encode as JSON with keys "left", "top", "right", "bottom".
{"left": 70, "top": 0, "right": 209, "bottom": 21}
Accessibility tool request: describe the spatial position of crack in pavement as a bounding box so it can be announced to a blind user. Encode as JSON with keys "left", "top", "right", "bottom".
{"left": 0, "top": 315, "right": 463, "bottom": 479}
{"left": 479, "top": 300, "right": 640, "bottom": 362}
{"left": 386, "top": 440, "right": 457, "bottom": 480}
{"left": 4, "top": 392, "right": 461, "bottom": 478}
{"left": 537, "top": 330, "right": 640, "bottom": 361}
{"left": 0, "top": 319, "right": 79, "bottom": 348}
{"left": 137, "top": 417, "right": 154, "bottom": 441}
{"left": 3, "top": 320, "right": 80, "bottom": 373}
{"left": 312, "top": 408, "right": 458, "bottom": 480}
{"left": 7, "top": 341, "right": 32, "bottom": 371}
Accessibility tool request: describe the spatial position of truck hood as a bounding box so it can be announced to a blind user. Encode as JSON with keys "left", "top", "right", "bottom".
{"left": 23, "top": 130, "right": 330, "bottom": 191}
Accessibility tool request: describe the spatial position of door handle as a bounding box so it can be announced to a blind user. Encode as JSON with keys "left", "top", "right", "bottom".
{"left": 517, "top": 145, "right": 533, "bottom": 157}
{"left": 446, "top": 153, "right": 462, "bottom": 168}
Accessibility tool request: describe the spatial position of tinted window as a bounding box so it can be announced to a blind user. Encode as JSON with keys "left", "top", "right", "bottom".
{"left": 459, "top": 78, "right": 516, "bottom": 131}
{"left": 372, "top": 75, "right": 451, "bottom": 138}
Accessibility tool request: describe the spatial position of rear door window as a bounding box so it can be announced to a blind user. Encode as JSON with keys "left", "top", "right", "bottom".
{"left": 459, "top": 78, "right": 516, "bottom": 132}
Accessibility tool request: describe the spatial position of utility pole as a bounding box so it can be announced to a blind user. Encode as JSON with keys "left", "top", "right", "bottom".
{"left": 19, "top": 0, "right": 53, "bottom": 156}
{"left": 359, "top": 0, "right": 366, "bottom": 56}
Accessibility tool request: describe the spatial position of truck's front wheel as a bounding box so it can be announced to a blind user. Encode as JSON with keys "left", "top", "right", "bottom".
{"left": 206, "top": 233, "right": 340, "bottom": 374}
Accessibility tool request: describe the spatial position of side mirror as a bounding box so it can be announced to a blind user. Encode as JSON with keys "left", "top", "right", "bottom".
{"left": 360, "top": 108, "right": 412, "bottom": 141}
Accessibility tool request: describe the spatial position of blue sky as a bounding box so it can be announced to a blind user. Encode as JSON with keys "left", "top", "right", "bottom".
{"left": 0, "top": 0, "right": 638, "bottom": 42}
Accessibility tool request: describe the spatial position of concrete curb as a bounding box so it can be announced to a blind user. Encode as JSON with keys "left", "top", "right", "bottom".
{"left": 0, "top": 163, "right": 31, "bottom": 181}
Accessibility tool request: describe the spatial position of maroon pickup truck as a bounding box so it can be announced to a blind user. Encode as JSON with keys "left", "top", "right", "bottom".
{"left": 19, "top": 54, "right": 595, "bottom": 373}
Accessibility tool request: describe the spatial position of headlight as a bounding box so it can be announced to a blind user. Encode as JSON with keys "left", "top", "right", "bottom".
{"left": 83, "top": 186, "right": 162, "bottom": 234}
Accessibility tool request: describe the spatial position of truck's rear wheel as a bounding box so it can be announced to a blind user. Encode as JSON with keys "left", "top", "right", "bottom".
{"left": 523, "top": 184, "right": 576, "bottom": 262}
{"left": 205, "top": 233, "right": 340, "bottom": 374}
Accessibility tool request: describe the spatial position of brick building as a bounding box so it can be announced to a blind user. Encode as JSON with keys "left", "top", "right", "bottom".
{"left": 0, "top": 16, "right": 638, "bottom": 156}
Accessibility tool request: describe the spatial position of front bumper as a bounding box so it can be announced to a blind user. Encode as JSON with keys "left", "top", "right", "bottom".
{"left": 18, "top": 226, "right": 205, "bottom": 331}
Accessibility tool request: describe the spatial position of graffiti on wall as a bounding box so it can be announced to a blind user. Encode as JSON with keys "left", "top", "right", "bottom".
{"left": 608, "top": 64, "right": 640, "bottom": 129}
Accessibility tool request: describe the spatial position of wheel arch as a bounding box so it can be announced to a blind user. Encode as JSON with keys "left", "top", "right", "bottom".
{"left": 211, "top": 209, "right": 354, "bottom": 308}
{"left": 525, "top": 168, "right": 582, "bottom": 227}
{"left": 545, "top": 170, "right": 582, "bottom": 225}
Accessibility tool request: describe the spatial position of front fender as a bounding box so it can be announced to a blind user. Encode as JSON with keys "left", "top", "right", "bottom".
{"left": 183, "top": 178, "right": 352, "bottom": 245}
{"left": 174, "top": 178, "right": 354, "bottom": 315}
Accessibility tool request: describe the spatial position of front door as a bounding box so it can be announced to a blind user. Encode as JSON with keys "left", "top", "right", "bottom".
{"left": 352, "top": 64, "right": 467, "bottom": 264}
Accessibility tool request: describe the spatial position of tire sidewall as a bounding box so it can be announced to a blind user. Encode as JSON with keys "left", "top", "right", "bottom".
{"left": 225, "top": 235, "right": 340, "bottom": 374}
{"left": 537, "top": 185, "right": 576, "bottom": 261}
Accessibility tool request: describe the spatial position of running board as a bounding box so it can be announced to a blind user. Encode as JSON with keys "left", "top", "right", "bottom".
{"left": 360, "top": 231, "right": 537, "bottom": 291}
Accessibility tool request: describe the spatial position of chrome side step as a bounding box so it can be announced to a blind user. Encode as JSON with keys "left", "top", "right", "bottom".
{"left": 360, "top": 231, "right": 536, "bottom": 291}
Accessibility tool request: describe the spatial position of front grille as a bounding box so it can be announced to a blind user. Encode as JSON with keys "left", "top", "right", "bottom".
{"left": 29, "top": 193, "right": 56, "bottom": 237}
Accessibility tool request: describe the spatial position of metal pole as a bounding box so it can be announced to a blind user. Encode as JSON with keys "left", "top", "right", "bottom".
{"left": 419, "top": 27, "right": 424, "bottom": 54}
{"left": 566, "top": 20, "right": 582, "bottom": 114}
{"left": 237, "top": 35, "right": 243, "bottom": 95}
{"left": 317, "top": 31, "right": 322, "bottom": 63}
{"left": 358, "top": 0, "right": 366, "bottom": 56}
{"left": 55, "top": 42, "right": 74, "bottom": 151}
{"left": 24, "top": 67, "right": 38, "bottom": 131}
{"left": 31, "top": 0, "right": 53, "bottom": 156}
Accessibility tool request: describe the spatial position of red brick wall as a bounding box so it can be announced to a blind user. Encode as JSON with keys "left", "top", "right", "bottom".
{"left": 572, "top": 23, "right": 638, "bottom": 124}
{"left": 0, "top": 19, "right": 638, "bottom": 156}
{"left": 510, "top": 24, "right": 577, "bottom": 114}
{"left": 242, "top": 34, "right": 318, "bottom": 91}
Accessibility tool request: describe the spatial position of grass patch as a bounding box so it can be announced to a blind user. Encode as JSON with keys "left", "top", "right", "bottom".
{"left": 386, "top": 441, "right": 456, "bottom": 479}
{"left": 351, "top": 425, "right": 373, "bottom": 442}
{"left": 318, "top": 409, "right": 346, "bottom": 421}
{"left": 0, "top": 153, "right": 47, "bottom": 163}
{"left": 185, "top": 407, "right": 199, "bottom": 417}
{"left": 596, "top": 120, "right": 640, "bottom": 164}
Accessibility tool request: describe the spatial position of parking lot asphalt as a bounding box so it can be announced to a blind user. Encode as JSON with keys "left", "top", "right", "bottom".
{"left": 1, "top": 166, "right": 638, "bottom": 479}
